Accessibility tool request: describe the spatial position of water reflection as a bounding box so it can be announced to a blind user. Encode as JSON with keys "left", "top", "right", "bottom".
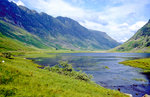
{"left": 31, "top": 53, "right": 150, "bottom": 97}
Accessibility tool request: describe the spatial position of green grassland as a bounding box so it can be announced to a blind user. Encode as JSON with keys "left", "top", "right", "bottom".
{"left": 119, "top": 58, "right": 150, "bottom": 72}
{"left": 0, "top": 54, "right": 128, "bottom": 97}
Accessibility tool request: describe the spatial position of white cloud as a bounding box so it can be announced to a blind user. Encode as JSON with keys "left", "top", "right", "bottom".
{"left": 79, "top": 20, "right": 146, "bottom": 42}
{"left": 129, "top": 21, "right": 147, "bottom": 32}
{"left": 71, "top": 0, "right": 84, "bottom": 5}
{"left": 10, "top": 0, "right": 25, "bottom": 6}
{"left": 21, "top": 0, "right": 86, "bottom": 18}
{"left": 120, "top": 37, "right": 128, "bottom": 43}
{"left": 17, "top": 0, "right": 24, "bottom": 6}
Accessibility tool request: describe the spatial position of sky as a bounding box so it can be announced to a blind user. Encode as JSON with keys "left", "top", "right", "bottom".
{"left": 9, "top": 0, "right": 150, "bottom": 42}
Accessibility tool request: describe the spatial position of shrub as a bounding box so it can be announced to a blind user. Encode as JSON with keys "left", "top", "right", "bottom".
{"left": 117, "top": 47, "right": 124, "bottom": 50}
{"left": 44, "top": 61, "right": 93, "bottom": 82}
{"left": 145, "top": 42, "right": 150, "bottom": 47}
{"left": 0, "top": 88, "right": 16, "bottom": 96}
{"left": 132, "top": 42, "right": 139, "bottom": 48}
{"left": 75, "top": 71, "right": 93, "bottom": 81}
{"left": 2, "top": 52, "right": 12, "bottom": 59}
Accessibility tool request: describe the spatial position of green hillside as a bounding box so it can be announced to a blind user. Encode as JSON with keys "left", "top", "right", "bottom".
{"left": 0, "top": 33, "right": 34, "bottom": 52}
{"left": 0, "top": 20, "right": 51, "bottom": 49}
{"left": 113, "top": 19, "right": 150, "bottom": 52}
{"left": 0, "top": 20, "right": 38, "bottom": 51}
{"left": 0, "top": 0, "right": 120, "bottom": 50}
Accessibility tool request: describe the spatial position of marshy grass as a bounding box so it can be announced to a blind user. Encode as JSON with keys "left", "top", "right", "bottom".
{"left": 119, "top": 58, "right": 150, "bottom": 73}
{"left": 0, "top": 54, "right": 128, "bottom": 97}
{"left": 132, "top": 78, "right": 147, "bottom": 82}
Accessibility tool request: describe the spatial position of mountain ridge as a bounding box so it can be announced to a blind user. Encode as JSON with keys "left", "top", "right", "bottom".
{"left": 0, "top": 0, "right": 120, "bottom": 50}
{"left": 113, "top": 19, "right": 150, "bottom": 52}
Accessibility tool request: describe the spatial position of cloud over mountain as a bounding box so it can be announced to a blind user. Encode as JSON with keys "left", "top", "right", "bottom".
{"left": 10, "top": 0, "right": 150, "bottom": 42}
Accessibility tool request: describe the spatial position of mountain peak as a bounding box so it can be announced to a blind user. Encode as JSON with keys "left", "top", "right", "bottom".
{"left": 0, "top": 0, "right": 120, "bottom": 50}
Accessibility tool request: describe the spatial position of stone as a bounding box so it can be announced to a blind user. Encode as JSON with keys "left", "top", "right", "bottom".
{"left": 143, "top": 94, "right": 150, "bottom": 97}
{"left": 124, "top": 93, "right": 132, "bottom": 97}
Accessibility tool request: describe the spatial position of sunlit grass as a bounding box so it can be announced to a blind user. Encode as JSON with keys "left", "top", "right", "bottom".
{"left": 0, "top": 56, "right": 128, "bottom": 97}
{"left": 8, "top": 50, "right": 106, "bottom": 59}
{"left": 119, "top": 58, "right": 150, "bottom": 72}
{"left": 132, "top": 78, "right": 147, "bottom": 82}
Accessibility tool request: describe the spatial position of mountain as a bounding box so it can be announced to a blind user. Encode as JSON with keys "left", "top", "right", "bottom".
{"left": 0, "top": 0, "right": 120, "bottom": 51}
{"left": 114, "top": 19, "right": 150, "bottom": 52}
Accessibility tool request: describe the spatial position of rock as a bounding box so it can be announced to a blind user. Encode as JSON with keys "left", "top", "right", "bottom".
{"left": 143, "top": 94, "right": 150, "bottom": 97}
{"left": 124, "top": 93, "right": 132, "bottom": 97}
{"left": 2, "top": 60, "right": 5, "bottom": 63}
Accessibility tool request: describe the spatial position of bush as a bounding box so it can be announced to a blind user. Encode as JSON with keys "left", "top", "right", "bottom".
{"left": 0, "top": 88, "right": 16, "bottom": 96}
{"left": 44, "top": 61, "right": 93, "bottom": 82}
{"left": 145, "top": 42, "right": 150, "bottom": 47}
{"left": 75, "top": 71, "right": 93, "bottom": 81}
{"left": 132, "top": 42, "right": 139, "bottom": 48}
{"left": 2, "top": 52, "right": 11, "bottom": 59}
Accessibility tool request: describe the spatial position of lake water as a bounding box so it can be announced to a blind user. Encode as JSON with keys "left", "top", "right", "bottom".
{"left": 31, "top": 53, "right": 150, "bottom": 97}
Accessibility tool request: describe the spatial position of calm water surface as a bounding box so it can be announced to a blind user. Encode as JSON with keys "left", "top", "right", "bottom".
{"left": 32, "top": 53, "right": 150, "bottom": 97}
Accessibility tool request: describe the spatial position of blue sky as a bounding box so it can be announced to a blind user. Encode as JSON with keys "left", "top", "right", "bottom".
{"left": 9, "top": 0, "right": 150, "bottom": 42}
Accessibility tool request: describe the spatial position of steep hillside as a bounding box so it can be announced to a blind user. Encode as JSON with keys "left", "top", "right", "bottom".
{"left": 0, "top": 0, "right": 120, "bottom": 50}
{"left": 114, "top": 19, "right": 150, "bottom": 52}
{"left": 0, "top": 20, "right": 54, "bottom": 51}
{"left": 0, "top": 32, "right": 34, "bottom": 52}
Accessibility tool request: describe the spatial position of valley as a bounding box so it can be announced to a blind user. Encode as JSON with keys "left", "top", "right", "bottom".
{"left": 0, "top": 0, "right": 150, "bottom": 97}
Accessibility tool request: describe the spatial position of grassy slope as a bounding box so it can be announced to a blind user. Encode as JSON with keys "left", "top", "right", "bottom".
{"left": 0, "top": 33, "right": 36, "bottom": 52}
{"left": 0, "top": 20, "right": 51, "bottom": 49}
{"left": 0, "top": 56, "right": 127, "bottom": 97}
{"left": 111, "top": 36, "right": 150, "bottom": 53}
{"left": 119, "top": 58, "right": 150, "bottom": 72}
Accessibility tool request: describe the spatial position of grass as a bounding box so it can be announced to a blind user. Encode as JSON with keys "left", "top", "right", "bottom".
{"left": 0, "top": 54, "right": 128, "bottom": 97}
{"left": 0, "top": 33, "right": 35, "bottom": 52}
{"left": 119, "top": 58, "right": 150, "bottom": 72}
{"left": 111, "top": 35, "right": 150, "bottom": 53}
{"left": 8, "top": 50, "right": 106, "bottom": 59}
{"left": 0, "top": 20, "right": 49, "bottom": 49}
{"left": 132, "top": 78, "right": 147, "bottom": 82}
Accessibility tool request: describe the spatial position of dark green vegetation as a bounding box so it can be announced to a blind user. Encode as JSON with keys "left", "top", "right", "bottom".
{"left": 113, "top": 19, "right": 150, "bottom": 52}
{"left": 0, "top": 53, "right": 128, "bottom": 97}
{"left": 0, "top": 0, "right": 120, "bottom": 51}
{"left": 44, "top": 61, "right": 93, "bottom": 82}
{"left": 120, "top": 58, "right": 150, "bottom": 73}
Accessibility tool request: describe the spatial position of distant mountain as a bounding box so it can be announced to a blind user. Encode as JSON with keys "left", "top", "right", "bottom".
{"left": 0, "top": 0, "right": 120, "bottom": 50}
{"left": 114, "top": 19, "right": 150, "bottom": 52}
